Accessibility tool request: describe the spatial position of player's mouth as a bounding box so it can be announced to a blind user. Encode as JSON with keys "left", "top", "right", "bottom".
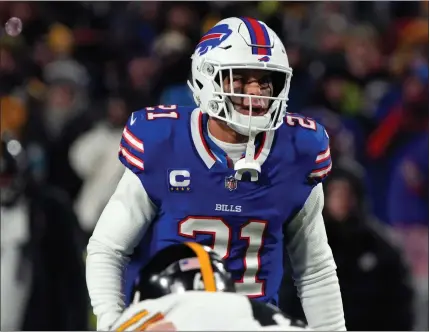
{"left": 237, "top": 98, "right": 269, "bottom": 116}
{"left": 237, "top": 106, "right": 268, "bottom": 116}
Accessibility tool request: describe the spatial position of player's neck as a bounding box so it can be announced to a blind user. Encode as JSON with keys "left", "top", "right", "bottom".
{"left": 208, "top": 118, "right": 248, "bottom": 144}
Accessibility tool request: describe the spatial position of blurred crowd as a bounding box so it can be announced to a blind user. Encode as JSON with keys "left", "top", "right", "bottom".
{"left": 0, "top": 1, "right": 428, "bottom": 331}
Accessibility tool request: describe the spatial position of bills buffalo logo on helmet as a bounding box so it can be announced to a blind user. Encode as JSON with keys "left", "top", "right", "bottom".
{"left": 258, "top": 56, "right": 270, "bottom": 62}
{"left": 196, "top": 24, "right": 233, "bottom": 56}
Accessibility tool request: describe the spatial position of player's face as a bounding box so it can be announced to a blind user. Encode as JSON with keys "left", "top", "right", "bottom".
{"left": 326, "top": 179, "right": 356, "bottom": 221}
{"left": 223, "top": 70, "right": 273, "bottom": 116}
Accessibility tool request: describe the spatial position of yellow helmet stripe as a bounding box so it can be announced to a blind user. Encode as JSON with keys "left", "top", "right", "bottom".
{"left": 184, "top": 242, "right": 217, "bottom": 292}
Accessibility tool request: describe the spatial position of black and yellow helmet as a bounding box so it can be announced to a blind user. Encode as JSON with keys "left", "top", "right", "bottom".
{"left": 132, "top": 242, "right": 235, "bottom": 301}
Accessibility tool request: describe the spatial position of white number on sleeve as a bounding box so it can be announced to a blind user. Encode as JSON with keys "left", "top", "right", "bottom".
{"left": 285, "top": 114, "right": 316, "bottom": 130}
{"left": 145, "top": 105, "right": 179, "bottom": 120}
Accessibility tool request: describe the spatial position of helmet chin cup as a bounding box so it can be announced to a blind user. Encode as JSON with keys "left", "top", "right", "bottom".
{"left": 234, "top": 158, "right": 261, "bottom": 182}
{"left": 227, "top": 122, "right": 250, "bottom": 136}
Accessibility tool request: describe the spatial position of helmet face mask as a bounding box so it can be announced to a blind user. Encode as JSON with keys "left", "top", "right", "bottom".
{"left": 188, "top": 17, "right": 293, "bottom": 137}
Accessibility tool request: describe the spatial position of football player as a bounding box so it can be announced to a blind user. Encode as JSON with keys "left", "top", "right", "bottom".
{"left": 86, "top": 17, "right": 345, "bottom": 331}
{"left": 110, "top": 242, "right": 311, "bottom": 331}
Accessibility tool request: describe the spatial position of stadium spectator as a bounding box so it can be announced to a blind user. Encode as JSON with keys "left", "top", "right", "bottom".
{"left": 280, "top": 168, "right": 414, "bottom": 331}
{"left": 69, "top": 94, "right": 130, "bottom": 233}
{"left": 1, "top": 132, "right": 88, "bottom": 330}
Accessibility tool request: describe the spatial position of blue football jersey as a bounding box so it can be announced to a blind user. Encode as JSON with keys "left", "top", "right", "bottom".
{"left": 118, "top": 105, "right": 332, "bottom": 305}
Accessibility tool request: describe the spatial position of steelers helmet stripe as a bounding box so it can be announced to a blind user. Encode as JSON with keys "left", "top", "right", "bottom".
{"left": 184, "top": 242, "right": 217, "bottom": 292}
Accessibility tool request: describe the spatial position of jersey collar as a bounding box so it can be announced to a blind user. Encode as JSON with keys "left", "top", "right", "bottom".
{"left": 190, "top": 108, "right": 275, "bottom": 169}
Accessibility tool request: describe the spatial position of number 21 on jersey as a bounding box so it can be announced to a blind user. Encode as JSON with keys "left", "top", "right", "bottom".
{"left": 179, "top": 216, "right": 267, "bottom": 298}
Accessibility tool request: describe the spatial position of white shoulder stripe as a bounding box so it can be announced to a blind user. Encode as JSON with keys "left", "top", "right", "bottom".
{"left": 123, "top": 127, "right": 144, "bottom": 152}
{"left": 120, "top": 146, "right": 144, "bottom": 170}
{"left": 309, "top": 162, "right": 332, "bottom": 178}
{"left": 315, "top": 147, "right": 330, "bottom": 163}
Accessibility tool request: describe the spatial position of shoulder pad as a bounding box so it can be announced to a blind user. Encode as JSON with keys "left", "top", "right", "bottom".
{"left": 284, "top": 113, "right": 332, "bottom": 184}
{"left": 118, "top": 105, "right": 194, "bottom": 174}
{"left": 111, "top": 299, "right": 165, "bottom": 331}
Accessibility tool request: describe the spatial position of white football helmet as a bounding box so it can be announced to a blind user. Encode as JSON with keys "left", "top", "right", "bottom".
{"left": 187, "top": 17, "right": 292, "bottom": 137}
{"left": 187, "top": 17, "right": 293, "bottom": 181}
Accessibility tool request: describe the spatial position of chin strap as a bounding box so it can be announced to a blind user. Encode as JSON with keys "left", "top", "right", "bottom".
{"left": 234, "top": 133, "right": 261, "bottom": 182}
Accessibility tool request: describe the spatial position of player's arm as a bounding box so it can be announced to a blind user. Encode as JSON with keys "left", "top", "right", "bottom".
{"left": 86, "top": 112, "right": 158, "bottom": 331}
{"left": 86, "top": 168, "right": 157, "bottom": 330}
{"left": 284, "top": 122, "right": 346, "bottom": 331}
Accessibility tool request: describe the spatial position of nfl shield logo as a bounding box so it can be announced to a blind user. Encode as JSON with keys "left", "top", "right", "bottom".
{"left": 225, "top": 175, "right": 238, "bottom": 191}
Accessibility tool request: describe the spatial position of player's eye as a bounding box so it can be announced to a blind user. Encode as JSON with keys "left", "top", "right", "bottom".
{"left": 232, "top": 76, "right": 243, "bottom": 84}
{"left": 229, "top": 76, "right": 244, "bottom": 93}
{"left": 258, "top": 75, "right": 272, "bottom": 89}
